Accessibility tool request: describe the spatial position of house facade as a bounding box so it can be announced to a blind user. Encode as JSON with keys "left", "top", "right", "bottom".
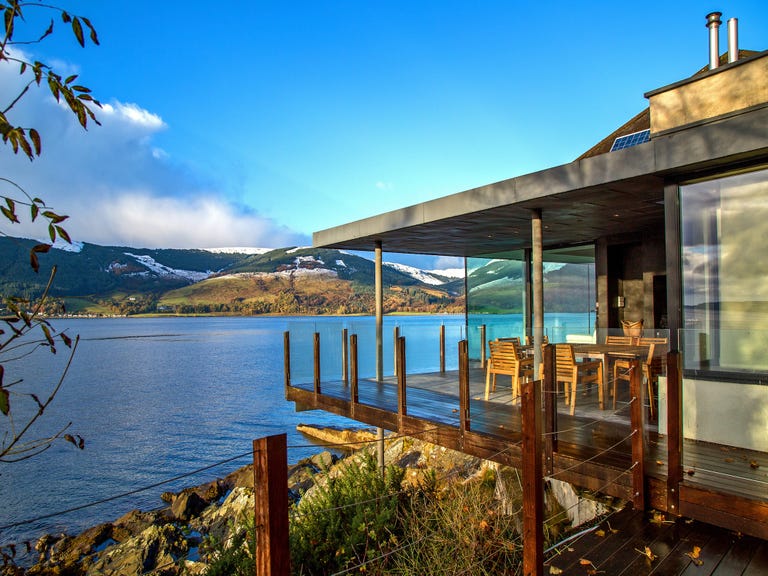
{"left": 288, "top": 18, "right": 768, "bottom": 539}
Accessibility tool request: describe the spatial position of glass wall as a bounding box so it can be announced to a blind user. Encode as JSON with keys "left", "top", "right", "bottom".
{"left": 681, "top": 167, "right": 768, "bottom": 374}
{"left": 466, "top": 246, "right": 596, "bottom": 359}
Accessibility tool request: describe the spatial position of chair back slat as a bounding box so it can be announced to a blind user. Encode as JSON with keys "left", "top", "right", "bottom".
{"left": 606, "top": 335, "right": 633, "bottom": 345}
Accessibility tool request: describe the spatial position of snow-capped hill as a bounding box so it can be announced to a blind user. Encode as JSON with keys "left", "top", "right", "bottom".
{"left": 204, "top": 247, "right": 272, "bottom": 255}
{"left": 123, "top": 252, "right": 211, "bottom": 282}
{"left": 384, "top": 262, "right": 446, "bottom": 285}
{"left": 428, "top": 268, "right": 464, "bottom": 279}
{"left": 52, "top": 240, "right": 85, "bottom": 253}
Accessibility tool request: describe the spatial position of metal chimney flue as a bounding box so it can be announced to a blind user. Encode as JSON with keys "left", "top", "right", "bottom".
{"left": 706, "top": 11, "right": 722, "bottom": 69}
{"left": 728, "top": 17, "right": 739, "bottom": 63}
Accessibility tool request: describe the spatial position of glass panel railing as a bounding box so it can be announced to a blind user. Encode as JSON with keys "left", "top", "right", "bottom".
{"left": 287, "top": 315, "right": 466, "bottom": 386}
{"left": 676, "top": 329, "right": 768, "bottom": 500}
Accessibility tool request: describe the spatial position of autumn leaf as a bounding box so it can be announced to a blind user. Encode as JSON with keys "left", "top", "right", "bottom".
{"left": 548, "top": 566, "right": 563, "bottom": 574}
{"left": 750, "top": 460, "right": 760, "bottom": 469}
{"left": 635, "top": 546, "right": 657, "bottom": 561}
{"left": 685, "top": 545, "right": 703, "bottom": 565}
{"left": 595, "top": 528, "right": 606, "bottom": 537}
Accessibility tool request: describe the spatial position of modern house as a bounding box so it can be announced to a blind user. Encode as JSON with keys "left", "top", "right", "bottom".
{"left": 285, "top": 13, "right": 768, "bottom": 543}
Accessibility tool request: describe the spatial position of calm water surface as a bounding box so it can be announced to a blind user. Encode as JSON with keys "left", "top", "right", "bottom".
{"left": 0, "top": 312, "right": 587, "bottom": 553}
{"left": 0, "top": 316, "right": 380, "bottom": 551}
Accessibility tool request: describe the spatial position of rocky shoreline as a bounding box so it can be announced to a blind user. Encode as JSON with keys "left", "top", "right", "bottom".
{"left": 4, "top": 425, "right": 620, "bottom": 575}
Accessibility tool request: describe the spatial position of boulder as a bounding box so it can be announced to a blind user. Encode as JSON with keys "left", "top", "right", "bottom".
{"left": 86, "top": 524, "right": 187, "bottom": 576}
{"left": 171, "top": 491, "right": 207, "bottom": 522}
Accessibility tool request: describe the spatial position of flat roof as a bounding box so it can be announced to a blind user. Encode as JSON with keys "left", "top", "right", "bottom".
{"left": 313, "top": 103, "right": 768, "bottom": 257}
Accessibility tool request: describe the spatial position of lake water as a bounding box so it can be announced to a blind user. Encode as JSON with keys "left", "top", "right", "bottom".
{"left": 0, "top": 313, "right": 590, "bottom": 554}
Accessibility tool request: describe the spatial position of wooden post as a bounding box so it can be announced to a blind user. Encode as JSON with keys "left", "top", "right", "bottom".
{"left": 253, "top": 434, "right": 290, "bottom": 576}
{"left": 459, "top": 340, "right": 470, "bottom": 435}
{"left": 283, "top": 331, "right": 291, "bottom": 390}
{"left": 393, "top": 326, "right": 400, "bottom": 376}
{"left": 440, "top": 324, "right": 446, "bottom": 373}
{"left": 521, "top": 378, "right": 544, "bottom": 576}
{"left": 350, "top": 334, "right": 359, "bottom": 404}
{"left": 666, "top": 350, "right": 682, "bottom": 515}
{"left": 480, "top": 324, "right": 487, "bottom": 368}
{"left": 396, "top": 336, "right": 407, "bottom": 422}
{"left": 542, "top": 343, "right": 557, "bottom": 475}
{"left": 629, "top": 358, "right": 645, "bottom": 510}
{"left": 342, "top": 328, "right": 348, "bottom": 384}
{"left": 313, "top": 332, "right": 321, "bottom": 395}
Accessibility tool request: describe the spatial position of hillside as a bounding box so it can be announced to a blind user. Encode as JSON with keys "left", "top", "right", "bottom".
{"left": 1, "top": 237, "right": 592, "bottom": 316}
{"left": 0, "top": 238, "right": 464, "bottom": 316}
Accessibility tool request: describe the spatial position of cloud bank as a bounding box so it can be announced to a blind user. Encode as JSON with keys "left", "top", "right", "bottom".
{"left": 0, "top": 53, "right": 307, "bottom": 249}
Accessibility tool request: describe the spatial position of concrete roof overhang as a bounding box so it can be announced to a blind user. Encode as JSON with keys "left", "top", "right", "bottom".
{"left": 313, "top": 106, "right": 768, "bottom": 258}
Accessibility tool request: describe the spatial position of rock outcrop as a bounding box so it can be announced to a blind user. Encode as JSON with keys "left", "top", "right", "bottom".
{"left": 14, "top": 425, "right": 621, "bottom": 575}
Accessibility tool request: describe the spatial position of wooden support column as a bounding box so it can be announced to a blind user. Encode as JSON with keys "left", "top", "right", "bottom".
{"left": 629, "top": 358, "right": 645, "bottom": 510}
{"left": 396, "top": 336, "right": 407, "bottom": 424}
{"left": 542, "top": 343, "right": 557, "bottom": 475}
{"left": 342, "top": 328, "right": 348, "bottom": 384}
{"left": 666, "top": 351, "right": 682, "bottom": 515}
{"left": 480, "top": 324, "right": 487, "bottom": 367}
{"left": 531, "top": 209, "right": 544, "bottom": 379}
{"left": 253, "top": 434, "right": 290, "bottom": 576}
{"left": 440, "top": 324, "right": 446, "bottom": 373}
{"left": 375, "top": 240, "right": 384, "bottom": 382}
{"left": 521, "top": 378, "right": 544, "bottom": 576}
{"left": 393, "top": 326, "right": 400, "bottom": 376}
{"left": 283, "top": 331, "right": 291, "bottom": 391}
{"left": 350, "top": 334, "right": 359, "bottom": 404}
{"left": 313, "top": 332, "right": 321, "bottom": 395}
{"left": 459, "top": 340, "right": 470, "bottom": 436}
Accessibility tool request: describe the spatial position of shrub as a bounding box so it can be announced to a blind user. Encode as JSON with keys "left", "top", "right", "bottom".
{"left": 289, "top": 452, "right": 405, "bottom": 575}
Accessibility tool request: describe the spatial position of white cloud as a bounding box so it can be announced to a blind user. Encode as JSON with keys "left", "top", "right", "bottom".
{"left": 375, "top": 181, "right": 393, "bottom": 191}
{"left": 0, "top": 52, "right": 308, "bottom": 249}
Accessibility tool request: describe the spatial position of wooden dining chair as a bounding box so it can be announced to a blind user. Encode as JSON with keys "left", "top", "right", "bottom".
{"left": 484, "top": 339, "right": 534, "bottom": 403}
{"left": 612, "top": 343, "right": 656, "bottom": 417}
{"left": 605, "top": 335, "right": 633, "bottom": 345}
{"left": 525, "top": 334, "right": 549, "bottom": 346}
{"left": 555, "top": 344, "right": 603, "bottom": 415}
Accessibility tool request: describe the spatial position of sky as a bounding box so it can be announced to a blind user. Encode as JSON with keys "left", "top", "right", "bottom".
{"left": 1, "top": 1, "right": 767, "bottom": 269}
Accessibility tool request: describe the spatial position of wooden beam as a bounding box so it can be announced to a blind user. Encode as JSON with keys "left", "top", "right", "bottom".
{"left": 543, "top": 343, "right": 556, "bottom": 475}
{"left": 521, "top": 378, "right": 544, "bottom": 576}
{"left": 630, "top": 358, "right": 645, "bottom": 510}
{"left": 342, "top": 328, "right": 348, "bottom": 384}
{"left": 283, "top": 331, "right": 291, "bottom": 391}
{"left": 397, "top": 336, "right": 407, "bottom": 426}
{"left": 666, "top": 350, "right": 682, "bottom": 515}
{"left": 253, "top": 434, "right": 290, "bottom": 576}
{"left": 440, "top": 324, "right": 446, "bottom": 373}
{"left": 459, "top": 340, "right": 470, "bottom": 437}
{"left": 313, "top": 332, "right": 321, "bottom": 395}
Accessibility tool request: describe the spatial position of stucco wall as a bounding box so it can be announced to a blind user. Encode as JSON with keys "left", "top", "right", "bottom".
{"left": 649, "top": 54, "right": 768, "bottom": 134}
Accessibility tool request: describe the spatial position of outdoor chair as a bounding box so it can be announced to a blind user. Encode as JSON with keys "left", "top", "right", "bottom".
{"left": 605, "top": 335, "right": 633, "bottom": 345}
{"left": 612, "top": 342, "right": 659, "bottom": 418}
{"left": 555, "top": 344, "right": 603, "bottom": 415}
{"left": 484, "top": 339, "right": 534, "bottom": 403}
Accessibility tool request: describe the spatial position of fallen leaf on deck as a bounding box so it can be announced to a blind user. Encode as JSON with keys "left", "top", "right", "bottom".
{"left": 579, "top": 558, "right": 595, "bottom": 567}
{"left": 452, "top": 408, "right": 458, "bottom": 413}
{"left": 595, "top": 529, "right": 606, "bottom": 537}
{"left": 656, "top": 459, "right": 663, "bottom": 465}
{"left": 635, "top": 546, "right": 657, "bottom": 561}
{"left": 686, "top": 469, "right": 695, "bottom": 476}
{"left": 650, "top": 510, "right": 669, "bottom": 525}
{"left": 606, "top": 522, "right": 619, "bottom": 534}
{"left": 548, "top": 566, "right": 563, "bottom": 575}
{"left": 724, "top": 457, "right": 734, "bottom": 463}
{"left": 685, "top": 545, "right": 703, "bottom": 565}
{"left": 750, "top": 460, "right": 760, "bottom": 469}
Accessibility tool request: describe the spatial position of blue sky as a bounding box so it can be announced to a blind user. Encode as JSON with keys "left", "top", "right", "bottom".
{"left": 1, "top": 1, "right": 767, "bottom": 268}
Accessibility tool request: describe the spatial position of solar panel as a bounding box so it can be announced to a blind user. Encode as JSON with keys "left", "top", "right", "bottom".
{"left": 610, "top": 129, "right": 651, "bottom": 152}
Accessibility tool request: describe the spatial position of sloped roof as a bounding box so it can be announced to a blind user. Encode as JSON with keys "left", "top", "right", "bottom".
{"left": 576, "top": 50, "right": 761, "bottom": 161}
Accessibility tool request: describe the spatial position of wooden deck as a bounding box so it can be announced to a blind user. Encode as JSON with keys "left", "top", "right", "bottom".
{"left": 287, "top": 362, "right": 768, "bottom": 541}
{"left": 548, "top": 505, "right": 768, "bottom": 575}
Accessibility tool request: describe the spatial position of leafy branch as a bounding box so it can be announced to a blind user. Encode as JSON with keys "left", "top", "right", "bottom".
{"left": 1, "top": 1, "right": 101, "bottom": 161}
